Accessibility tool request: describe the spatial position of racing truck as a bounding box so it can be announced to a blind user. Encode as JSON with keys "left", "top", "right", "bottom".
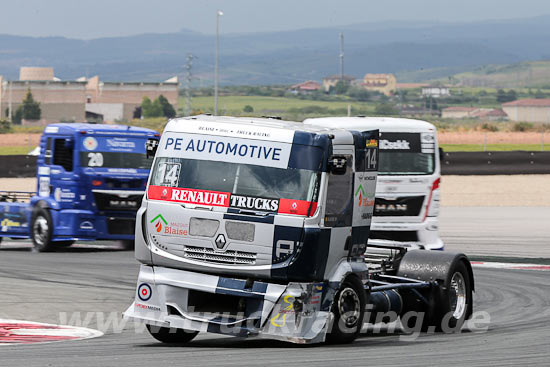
{"left": 305, "top": 117, "right": 444, "bottom": 250}
{"left": 0, "top": 123, "right": 159, "bottom": 251}
{"left": 124, "top": 115, "right": 474, "bottom": 345}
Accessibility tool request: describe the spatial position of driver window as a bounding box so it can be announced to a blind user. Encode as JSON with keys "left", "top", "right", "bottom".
{"left": 324, "top": 155, "right": 353, "bottom": 227}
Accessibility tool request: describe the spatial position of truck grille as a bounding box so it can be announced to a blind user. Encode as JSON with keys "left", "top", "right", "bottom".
{"left": 107, "top": 217, "right": 135, "bottom": 235}
{"left": 374, "top": 196, "right": 425, "bottom": 217}
{"left": 182, "top": 245, "right": 257, "bottom": 265}
{"left": 93, "top": 192, "right": 143, "bottom": 212}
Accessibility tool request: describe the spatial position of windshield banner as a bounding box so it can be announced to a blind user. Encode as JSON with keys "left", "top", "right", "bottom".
{"left": 148, "top": 185, "right": 316, "bottom": 216}
{"left": 81, "top": 136, "right": 147, "bottom": 153}
{"left": 379, "top": 132, "right": 422, "bottom": 153}
{"left": 158, "top": 133, "right": 292, "bottom": 169}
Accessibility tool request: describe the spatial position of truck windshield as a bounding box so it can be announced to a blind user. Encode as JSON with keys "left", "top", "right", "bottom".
{"left": 379, "top": 152, "right": 434, "bottom": 175}
{"left": 150, "top": 157, "right": 318, "bottom": 202}
{"left": 79, "top": 151, "right": 153, "bottom": 169}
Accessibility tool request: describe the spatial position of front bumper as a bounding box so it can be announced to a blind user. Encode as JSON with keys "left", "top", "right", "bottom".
{"left": 123, "top": 265, "right": 334, "bottom": 344}
{"left": 369, "top": 217, "right": 444, "bottom": 251}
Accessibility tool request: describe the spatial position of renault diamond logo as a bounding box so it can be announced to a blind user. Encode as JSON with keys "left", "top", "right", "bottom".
{"left": 215, "top": 234, "right": 227, "bottom": 249}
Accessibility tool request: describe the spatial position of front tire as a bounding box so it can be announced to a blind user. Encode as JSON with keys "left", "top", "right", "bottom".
{"left": 31, "top": 207, "right": 54, "bottom": 252}
{"left": 146, "top": 324, "right": 198, "bottom": 344}
{"left": 326, "top": 276, "right": 366, "bottom": 344}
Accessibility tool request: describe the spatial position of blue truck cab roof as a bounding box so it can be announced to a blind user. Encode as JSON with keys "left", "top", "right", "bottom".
{"left": 43, "top": 123, "right": 159, "bottom": 137}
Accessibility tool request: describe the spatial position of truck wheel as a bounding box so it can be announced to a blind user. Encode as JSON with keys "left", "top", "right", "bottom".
{"left": 326, "top": 276, "right": 366, "bottom": 344}
{"left": 428, "top": 261, "right": 472, "bottom": 332}
{"left": 146, "top": 324, "right": 198, "bottom": 344}
{"left": 31, "top": 208, "right": 54, "bottom": 252}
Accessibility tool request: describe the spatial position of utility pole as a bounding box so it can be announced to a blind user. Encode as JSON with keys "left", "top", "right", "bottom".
{"left": 184, "top": 53, "right": 195, "bottom": 117}
{"left": 214, "top": 10, "right": 223, "bottom": 115}
{"left": 8, "top": 80, "right": 12, "bottom": 122}
{"left": 339, "top": 32, "right": 344, "bottom": 81}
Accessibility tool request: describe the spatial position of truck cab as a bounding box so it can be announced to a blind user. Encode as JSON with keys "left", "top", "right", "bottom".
{"left": 125, "top": 115, "right": 380, "bottom": 343}
{"left": 304, "top": 117, "right": 443, "bottom": 251}
{"left": 0, "top": 123, "right": 160, "bottom": 251}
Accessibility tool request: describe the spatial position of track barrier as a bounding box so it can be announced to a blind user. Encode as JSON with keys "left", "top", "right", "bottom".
{"left": 1, "top": 152, "right": 550, "bottom": 177}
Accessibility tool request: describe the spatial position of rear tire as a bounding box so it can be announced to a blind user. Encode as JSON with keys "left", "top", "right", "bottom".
{"left": 326, "top": 276, "right": 366, "bottom": 344}
{"left": 146, "top": 324, "right": 198, "bottom": 344}
{"left": 31, "top": 207, "right": 54, "bottom": 252}
{"left": 428, "top": 261, "right": 472, "bottom": 332}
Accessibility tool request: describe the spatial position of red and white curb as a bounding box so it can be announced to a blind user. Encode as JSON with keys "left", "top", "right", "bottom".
{"left": 0, "top": 319, "right": 103, "bottom": 345}
{"left": 471, "top": 261, "right": 550, "bottom": 271}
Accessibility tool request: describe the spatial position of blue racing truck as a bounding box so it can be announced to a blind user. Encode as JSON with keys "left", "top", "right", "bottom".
{"left": 0, "top": 123, "right": 160, "bottom": 251}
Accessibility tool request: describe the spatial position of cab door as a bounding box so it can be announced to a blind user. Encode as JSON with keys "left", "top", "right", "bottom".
{"left": 322, "top": 147, "right": 355, "bottom": 273}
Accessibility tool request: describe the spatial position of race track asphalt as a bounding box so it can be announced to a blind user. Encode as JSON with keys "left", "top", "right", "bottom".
{"left": 1, "top": 206, "right": 549, "bottom": 366}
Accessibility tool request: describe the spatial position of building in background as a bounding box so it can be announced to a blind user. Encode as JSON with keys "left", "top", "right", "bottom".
{"left": 0, "top": 67, "right": 179, "bottom": 124}
{"left": 288, "top": 80, "right": 321, "bottom": 94}
{"left": 361, "top": 73, "right": 396, "bottom": 96}
{"left": 422, "top": 84, "right": 451, "bottom": 98}
{"left": 321, "top": 75, "right": 356, "bottom": 92}
{"left": 0, "top": 68, "right": 86, "bottom": 125}
{"left": 502, "top": 99, "right": 550, "bottom": 123}
{"left": 442, "top": 106, "right": 508, "bottom": 120}
{"left": 85, "top": 75, "right": 178, "bottom": 122}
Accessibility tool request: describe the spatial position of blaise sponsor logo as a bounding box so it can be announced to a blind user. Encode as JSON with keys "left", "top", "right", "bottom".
{"left": 229, "top": 195, "right": 279, "bottom": 212}
{"left": 380, "top": 139, "right": 410, "bottom": 150}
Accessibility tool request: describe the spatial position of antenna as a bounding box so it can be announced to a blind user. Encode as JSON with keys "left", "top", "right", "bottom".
{"left": 184, "top": 53, "right": 195, "bottom": 117}
{"left": 339, "top": 32, "right": 344, "bottom": 81}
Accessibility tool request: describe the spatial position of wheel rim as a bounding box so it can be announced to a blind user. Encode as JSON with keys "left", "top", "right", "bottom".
{"left": 337, "top": 287, "right": 360, "bottom": 327}
{"left": 33, "top": 215, "right": 49, "bottom": 246}
{"left": 449, "top": 272, "right": 466, "bottom": 319}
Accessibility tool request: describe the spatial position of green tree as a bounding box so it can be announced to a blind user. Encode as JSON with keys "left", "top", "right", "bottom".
{"left": 0, "top": 119, "right": 12, "bottom": 133}
{"left": 496, "top": 89, "right": 507, "bottom": 103}
{"left": 333, "top": 80, "right": 349, "bottom": 95}
{"left": 141, "top": 96, "right": 153, "bottom": 117}
{"left": 158, "top": 95, "right": 176, "bottom": 118}
{"left": 20, "top": 89, "right": 41, "bottom": 120}
{"left": 374, "top": 103, "right": 398, "bottom": 116}
{"left": 506, "top": 89, "right": 517, "bottom": 102}
{"left": 243, "top": 105, "right": 254, "bottom": 113}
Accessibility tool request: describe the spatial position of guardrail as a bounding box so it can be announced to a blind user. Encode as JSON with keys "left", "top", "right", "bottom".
{"left": 0, "top": 155, "right": 37, "bottom": 177}
{"left": 441, "top": 151, "right": 550, "bottom": 175}
{"left": 1, "top": 152, "right": 550, "bottom": 178}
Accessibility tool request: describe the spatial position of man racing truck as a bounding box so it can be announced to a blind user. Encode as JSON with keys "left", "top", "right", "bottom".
{"left": 305, "top": 117, "right": 443, "bottom": 250}
{"left": 124, "top": 116, "right": 473, "bottom": 344}
{"left": 0, "top": 123, "right": 159, "bottom": 251}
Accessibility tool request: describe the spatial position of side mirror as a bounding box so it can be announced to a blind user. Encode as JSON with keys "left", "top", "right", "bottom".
{"left": 328, "top": 155, "right": 347, "bottom": 175}
{"left": 146, "top": 139, "right": 159, "bottom": 159}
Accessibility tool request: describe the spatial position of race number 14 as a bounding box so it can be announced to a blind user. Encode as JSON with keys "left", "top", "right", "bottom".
{"left": 365, "top": 148, "right": 378, "bottom": 171}
{"left": 157, "top": 163, "right": 181, "bottom": 187}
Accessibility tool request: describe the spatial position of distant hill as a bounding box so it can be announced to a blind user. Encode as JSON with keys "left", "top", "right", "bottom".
{"left": 1, "top": 15, "right": 550, "bottom": 85}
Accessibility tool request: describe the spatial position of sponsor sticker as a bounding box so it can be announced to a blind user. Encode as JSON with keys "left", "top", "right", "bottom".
{"left": 148, "top": 185, "right": 317, "bottom": 216}
{"left": 229, "top": 194, "right": 279, "bottom": 212}
{"left": 83, "top": 137, "right": 98, "bottom": 151}
{"left": 159, "top": 133, "right": 292, "bottom": 169}
{"left": 149, "top": 186, "right": 230, "bottom": 207}
{"left": 137, "top": 283, "right": 152, "bottom": 302}
{"left": 366, "top": 139, "right": 378, "bottom": 148}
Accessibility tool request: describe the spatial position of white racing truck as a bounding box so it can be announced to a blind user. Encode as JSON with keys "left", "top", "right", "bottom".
{"left": 305, "top": 117, "right": 443, "bottom": 250}
{"left": 124, "top": 115, "right": 473, "bottom": 345}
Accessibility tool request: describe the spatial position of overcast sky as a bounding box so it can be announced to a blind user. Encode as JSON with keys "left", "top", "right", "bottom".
{"left": 1, "top": 0, "right": 549, "bottom": 39}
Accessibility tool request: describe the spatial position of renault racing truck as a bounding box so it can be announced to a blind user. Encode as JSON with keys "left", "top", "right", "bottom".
{"left": 305, "top": 117, "right": 443, "bottom": 251}
{"left": 124, "top": 116, "right": 473, "bottom": 345}
{"left": 0, "top": 123, "right": 159, "bottom": 251}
